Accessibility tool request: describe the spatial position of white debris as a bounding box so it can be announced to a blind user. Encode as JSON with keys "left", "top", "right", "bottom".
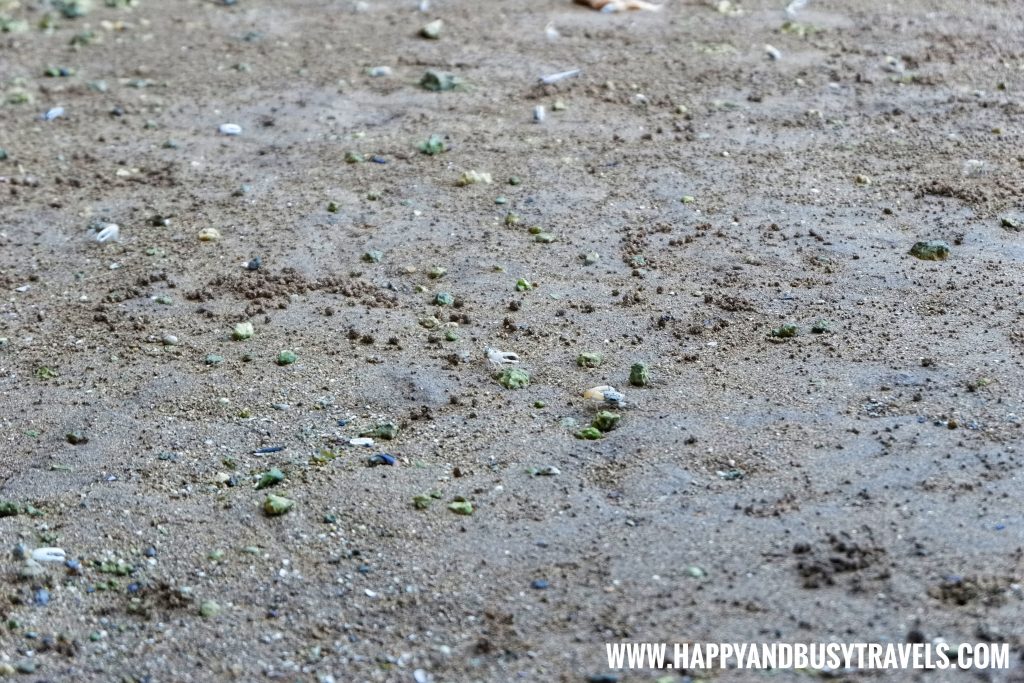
{"left": 765, "top": 44, "right": 782, "bottom": 61}
{"left": 486, "top": 348, "right": 520, "bottom": 366}
{"left": 533, "top": 105, "right": 546, "bottom": 123}
{"left": 418, "top": 0, "right": 430, "bottom": 11}
{"left": 784, "top": 0, "right": 807, "bottom": 17}
{"left": 32, "top": 547, "right": 66, "bottom": 563}
{"left": 368, "top": 66, "right": 393, "bottom": 78}
{"left": 349, "top": 437, "right": 375, "bottom": 447}
{"left": 218, "top": 123, "right": 242, "bottom": 136}
{"left": 539, "top": 68, "right": 581, "bottom": 85}
{"left": 43, "top": 107, "right": 65, "bottom": 121}
{"left": 95, "top": 222, "right": 120, "bottom": 242}
{"left": 545, "top": 23, "right": 560, "bottom": 40}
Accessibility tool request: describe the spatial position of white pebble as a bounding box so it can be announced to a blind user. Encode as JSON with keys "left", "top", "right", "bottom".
{"left": 218, "top": 123, "right": 242, "bottom": 136}
{"left": 533, "top": 105, "right": 546, "bottom": 123}
{"left": 349, "top": 437, "right": 375, "bottom": 447}
{"left": 43, "top": 107, "right": 65, "bottom": 121}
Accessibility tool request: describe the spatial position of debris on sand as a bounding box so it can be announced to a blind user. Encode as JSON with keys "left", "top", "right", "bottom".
{"left": 218, "top": 123, "right": 242, "bottom": 136}
{"left": 539, "top": 68, "right": 581, "bottom": 85}
{"left": 457, "top": 170, "right": 492, "bottom": 186}
{"left": 420, "top": 19, "right": 442, "bottom": 39}
{"left": 909, "top": 240, "right": 950, "bottom": 261}
{"left": 770, "top": 323, "right": 799, "bottom": 339}
{"left": 448, "top": 498, "right": 473, "bottom": 515}
{"left": 263, "top": 493, "right": 294, "bottom": 516}
{"left": 576, "top": 0, "right": 661, "bottom": 11}
{"left": 629, "top": 363, "right": 650, "bottom": 386}
{"left": 577, "top": 352, "right": 603, "bottom": 368}
{"left": 497, "top": 367, "right": 530, "bottom": 389}
{"left": 592, "top": 411, "right": 621, "bottom": 432}
{"left": 420, "top": 70, "right": 460, "bottom": 91}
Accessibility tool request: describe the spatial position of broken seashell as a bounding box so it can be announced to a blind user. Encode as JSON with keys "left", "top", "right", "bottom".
{"left": 95, "top": 222, "right": 119, "bottom": 242}
{"left": 583, "top": 385, "right": 626, "bottom": 406}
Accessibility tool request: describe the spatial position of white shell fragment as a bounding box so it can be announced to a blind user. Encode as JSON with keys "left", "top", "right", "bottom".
{"left": 785, "top": 0, "right": 807, "bottom": 18}
{"left": 539, "top": 68, "right": 581, "bottom": 85}
{"left": 32, "top": 547, "right": 66, "bottom": 563}
{"left": 349, "top": 437, "right": 375, "bottom": 447}
{"left": 765, "top": 44, "right": 782, "bottom": 61}
{"left": 43, "top": 107, "right": 65, "bottom": 121}
{"left": 486, "top": 347, "right": 520, "bottom": 366}
{"left": 218, "top": 123, "right": 242, "bottom": 136}
{"left": 95, "top": 222, "right": 120, "bottom": 242}
{"left": 533, "top": 105, "right": 546, "bottom": 123}
{"left": 576, "top": 0, "right": 662, "bottom": 11}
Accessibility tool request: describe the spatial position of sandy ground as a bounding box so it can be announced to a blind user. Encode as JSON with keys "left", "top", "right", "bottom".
{"left": 1, "top": 0, "right": 1023, "bottom": 681}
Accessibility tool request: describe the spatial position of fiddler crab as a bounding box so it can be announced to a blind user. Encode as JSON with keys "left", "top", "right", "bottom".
{"left": 485, "top": 347, "right": 520, "bottom": 366}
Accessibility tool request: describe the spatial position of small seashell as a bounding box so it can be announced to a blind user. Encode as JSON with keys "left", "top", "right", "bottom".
{"left": 218, "top": 123, "right": 242, "bottom": 136}
{"left": 349, "top": 437, "right": 374, "bottom": 447}
{"left": 95, "top": 222, "right": 119, "bottom": 242}
{"left": 765, "top": 44, "right": 782, "bottom": 61}
{"left": 32, "top": 547, "right": 66, "bottom": 563}
{"left": 583, "top": 385, "right": 626, "bottom": 406}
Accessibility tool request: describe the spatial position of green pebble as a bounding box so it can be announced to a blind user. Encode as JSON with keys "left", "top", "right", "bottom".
{"left": 417, "top": 134, "right": 446, "bottom": 155}
{"left": 412, "top": 494, "right": 433, "bottom": 510}
{"left": 434, "top": 291, "right": 455, "bottom": 306}
{"left": 577, "top": 352, "right": 602, "bottom": 368}
{"left": 515, "top": 278, "right": 533, "bottom": 292}
{"left": 575, "top": 426, "right": 603, "bottom": 440}
{"left": 508, "top": 176, "right": 521, "bottom": 186}
{"left": 155, "top": 295, "right": 173, "bottom": 305}
{"left": 444, "top": 329, "right": 459, "bottom": 342}
{"left": 504, "top": 212, "right": 520, "bottom": 226}
{"left": 345, "top": 151, "right": 364, "bottom": 163}
{"left": 582, "top": 252, "right": 600, "bottom": 265}
{"left": 497, "top": 367, "right": 530, "bottom": 389}
{"left": 810, "top": 319, "right": 832, "bottom": 334}
{"left": 205, "top": 354, "right": 224, "bottom": 365}
{"left": 681, "top": 195, "right": 696, "bottom": 204}
{"left": 66, "top": 431, "right": 89, "bottom": 445}
{"left": 533, "top": 400, "right": 546, "bottom": 409}
{"left": 276, "top": 350, "right": 297, "bottom": 365}
{"left": 428, "top": 266, "right": 447, "bottom": 279}
{"left": 362, "top": 250, "right": 383, "bottom": 263}
{"left": 199, "top": 600, "right": 221, "bottom": 618}
{"left": 327, "top": 201, "right": 340, "bottom": 213}
{"left": 592, "top": 411, "right": 621, "bottom": 432}
{"left": 0, "top": 501, "right": 19, "bottom": 517}
{"left": 909, "top": 240, "right": 950, "bottom": 261}
{"left": 770, "top": 323, "right": 799, "bottom": 339}
{"left": 447, "top": 499, "right": 473, "bottom": 515}
{"left": 534, "top": 232, "right": 556, "bottom": 243}
{"left": 420, "top": 69, "right": 460, "bottom": 92}
{"left": 263, "top": 493, "right": 294, "bottom": 516}
{"left": 494, "top": 196, "right": 507, "bottom": 205}
{"left": 255, "top": 468, "right": 285, "bottom": 490}
{"left": 365, "top": 422, "right": 399, "bottom": 440}
{"left": 232, "top": 322, "right": 254, "bottom": 341}
{"left": 629, "top": 362, "right": 650, "bottom": 387}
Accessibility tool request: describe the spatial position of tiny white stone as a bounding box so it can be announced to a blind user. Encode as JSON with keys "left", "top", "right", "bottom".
{"left": 43, "top": 107, "right": 65, "bottom": 121}
{"left": 533, "top": 105, "right": 545, "bottom": 123}
{"left": 219, "top": 123, "right": 242, "bottom": 136}
{"left": 349, "top": 437, "right": 374, "bottom": 447}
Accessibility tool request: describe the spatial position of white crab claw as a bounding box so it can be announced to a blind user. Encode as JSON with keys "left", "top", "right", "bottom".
{"left": 32, "top": 547, "right": 67, "bottom": 563}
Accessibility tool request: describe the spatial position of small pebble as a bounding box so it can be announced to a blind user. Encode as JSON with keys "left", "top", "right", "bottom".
{"left": 218, "top": 123, "right": 242, "bottom": 136}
